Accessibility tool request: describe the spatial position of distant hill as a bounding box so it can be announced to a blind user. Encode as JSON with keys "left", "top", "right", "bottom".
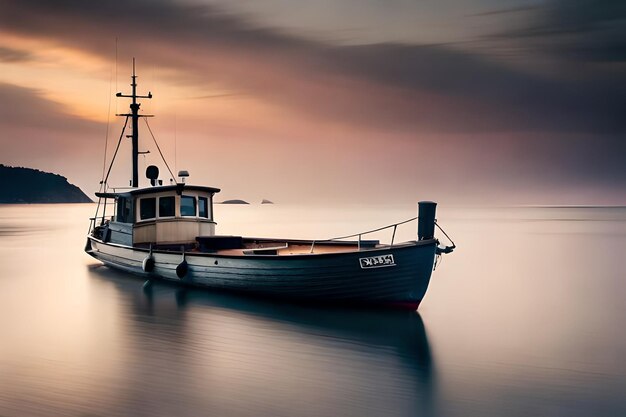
{"left": 0, "top": 164, "right": 92, "bottom": 203}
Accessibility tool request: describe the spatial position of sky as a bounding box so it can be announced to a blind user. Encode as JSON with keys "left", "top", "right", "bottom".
{"left": 0, "top": 0, "right": 624, "bottom": 205}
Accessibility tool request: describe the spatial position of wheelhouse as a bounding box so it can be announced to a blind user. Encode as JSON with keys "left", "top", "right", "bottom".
{"left": 92, "top": 184, "right": 220, "bottom": 247}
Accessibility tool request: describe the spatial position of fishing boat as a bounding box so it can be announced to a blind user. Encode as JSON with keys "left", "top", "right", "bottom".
{"left": 85, "top": 61, "right": 455, "bottom": 310}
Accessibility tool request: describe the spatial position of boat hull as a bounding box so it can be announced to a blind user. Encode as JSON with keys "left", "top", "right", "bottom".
{"left": 86, "top": 237, "right": 437, "bottom": 310}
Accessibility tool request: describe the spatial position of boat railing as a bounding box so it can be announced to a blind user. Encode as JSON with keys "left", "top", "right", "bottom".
{"left": 109, "top": 187, "right": 135, "bottom": 193}
{"left": 309, "top": 217, "right": 418, "bottom": 253}
{"left": 87, "top": 215, "right": 113, "bottom": 234}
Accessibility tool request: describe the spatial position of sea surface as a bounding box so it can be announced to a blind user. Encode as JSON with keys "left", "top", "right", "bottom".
{"left": 0, "top": 203, "right": 625, "bottom": 417}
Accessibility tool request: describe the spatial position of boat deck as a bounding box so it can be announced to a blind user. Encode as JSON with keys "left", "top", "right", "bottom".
{"left": 220, "top": 243, "right": 365, "bottom": 256}
{"left": 134, "top": 235, "right": 387, "bottom": 256}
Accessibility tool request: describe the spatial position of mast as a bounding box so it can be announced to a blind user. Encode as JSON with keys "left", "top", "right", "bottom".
{"left": 116, "top": 58, "right": 152, "bottom": 187}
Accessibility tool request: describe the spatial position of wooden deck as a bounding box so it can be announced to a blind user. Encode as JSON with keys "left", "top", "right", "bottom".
{"left": 134, "top": 235, "right": 386, "bottom": 256}
{"left": 217, "top": 243, "right": 368, "bottom": 256}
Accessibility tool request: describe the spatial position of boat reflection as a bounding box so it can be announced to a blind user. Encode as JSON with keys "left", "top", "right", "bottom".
{"left": 89, "top": 265, "right": 436, "bottom": 417}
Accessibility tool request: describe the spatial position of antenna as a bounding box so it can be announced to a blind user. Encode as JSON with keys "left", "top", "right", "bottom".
{"left": 116, "top": 58, "right": 153, "bottom": 187}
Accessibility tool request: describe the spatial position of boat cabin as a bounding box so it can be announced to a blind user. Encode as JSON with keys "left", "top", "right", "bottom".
{"left": 95, "top": 184, "right": 220, "bottom": 247}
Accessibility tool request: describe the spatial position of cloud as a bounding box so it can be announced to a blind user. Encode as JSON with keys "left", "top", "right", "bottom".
{"left": 0, "top": 46, "right": 33, "bottom": 62}
{"left": 470, "top": 5, "right": 540, "bottom": 17}
{"left": 0, "top": 82, "right": 101, "bottom": 132}
{"left": 488, "top": 0, "right": 626, "bottom": 63}
{"left": 0, "top": 0, "right": 624, "bottom": 137}
{"left": 323, "top": 43, "right": 625, "bottom": 133}
{"left": 0, "top": 82, "right": 107, "bottom": 193}
{"left": 0, "top": 0, "right": 625, "bottom": 203}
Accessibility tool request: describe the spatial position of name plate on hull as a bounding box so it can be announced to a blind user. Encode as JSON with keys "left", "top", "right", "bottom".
{"left": 359, "top": 254, "right": 396, "bottom": 269}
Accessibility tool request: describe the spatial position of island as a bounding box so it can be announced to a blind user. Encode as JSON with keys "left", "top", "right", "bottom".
{"left": 218, "top": 199, "right": 250, "bottom": 205}
{"left": 0, "top": 164, "right": 92, "bottom": 203}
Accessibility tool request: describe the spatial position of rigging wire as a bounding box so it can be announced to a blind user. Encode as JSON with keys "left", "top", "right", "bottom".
{"left": 174, "top": 112, "right": 177, "bottom": 174}
{"left": 143, "top": 118, "right": 177, "bottom": 183}
{"left": 99, "top": 64, "right": 114, "bottom": 192}
{"left": 103, "top": 116, "right": 130, "bottom": 186}
{"left": 115, "top": 37, "right": 118, "bottom": 116}
{"left": 93, "top": 61, "right": 116, "bottom": 226}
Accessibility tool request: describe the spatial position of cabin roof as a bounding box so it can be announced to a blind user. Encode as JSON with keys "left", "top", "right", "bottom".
{"left": 95, "top": 184, "right": 221, "bottom": 199}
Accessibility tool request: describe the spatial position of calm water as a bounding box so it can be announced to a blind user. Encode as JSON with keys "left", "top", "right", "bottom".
{"left": 0, "top": 203, "right": 625, "bottom": 417}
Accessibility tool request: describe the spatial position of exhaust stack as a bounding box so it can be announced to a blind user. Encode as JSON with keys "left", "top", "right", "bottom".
{"left": 418, "top": 201, "right": 437, "bottom": 240}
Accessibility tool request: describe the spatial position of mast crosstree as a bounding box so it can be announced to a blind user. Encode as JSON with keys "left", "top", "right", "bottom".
{"left": 116, "top": 58, "right": 152, "bottom": 187}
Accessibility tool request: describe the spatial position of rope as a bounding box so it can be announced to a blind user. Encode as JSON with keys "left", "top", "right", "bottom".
{"left": 435, "top": 220, "right": 456, "bottom": 249}
{"left": 143, "top": 118, "right": 176, "bottom": 183}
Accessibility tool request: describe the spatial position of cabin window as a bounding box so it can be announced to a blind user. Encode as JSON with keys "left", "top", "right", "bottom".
{"left": 199, "top": 197, "right": 209, "bottom": 218}
{"left": 159, "top": 196, "right": 175, "bottom": 217}
{"left": 140, "top": 197, "right": 156, "bottom": 220}
{"left": 180, "top": 195, "right": 196, "bottom": 216}
{"left": 116, "top": 197, "right": 134, "bottom": 223}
